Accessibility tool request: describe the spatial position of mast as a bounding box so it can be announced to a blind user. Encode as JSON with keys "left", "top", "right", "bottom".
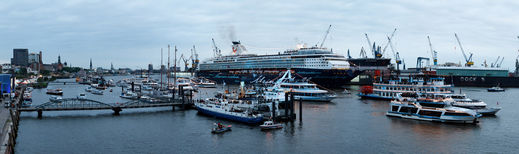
{"left": 167, "top": 45, "right": 170, "bottom": 86}
{"left": 160, "top": 48, "right": 163, "bottom": 89}
{"left": 174, "top": 46, "right": 177, "bottom": 87}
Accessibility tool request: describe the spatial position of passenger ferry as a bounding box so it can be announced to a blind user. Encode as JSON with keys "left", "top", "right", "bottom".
{"left": 358, "top": 77, "right": 453, "bottom": 100}
{"left": 198, "top": 41, "right": 357, "bottom": 87}
{"left": 387, "top": 99, "right": 481, "bottom": 124}
{"left": 438, "top": 94, "right": 501, "bottom": 115}
{"left": 266, "top": 70, "right": 335, "bottom": 102}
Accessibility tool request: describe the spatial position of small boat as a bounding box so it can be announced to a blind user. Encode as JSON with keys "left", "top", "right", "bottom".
{"left": 77, "top": 93, "right": 87, "bottom": 99}
{"left": 85, "top": 87, "right": 93, "bottom": 92}
{"left": 195, "top": 100, "right": 263, "bottom": 124}
{"left": 49, "top": 96, "right": 63, "bottom": 103}
{"left": 120, "top": 91, "right": 138, "bottom": 99}
{"left": 91, "top": 89, "right": 103, "bottom": 95}
{"left": 259, "top": 121, "right": 283, "bottom": 130}
{"left": 109, "top": 89, "right": 113, "bottom": 92}
{"left": 487, "top": 86, "right": 504, "bottom": 92}
{"left": 196, "top": 78, "right": 217, "bottom": 88}
{"left": 46, "top": 88, "right": 63, "bottom": 95}
{"left": 211, "top": 123, "right": 232, "bottom": 134}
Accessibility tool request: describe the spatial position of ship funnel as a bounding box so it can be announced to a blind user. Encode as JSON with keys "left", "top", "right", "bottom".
{"left": 231, "top": 41, "right": 247, "bottom": 55}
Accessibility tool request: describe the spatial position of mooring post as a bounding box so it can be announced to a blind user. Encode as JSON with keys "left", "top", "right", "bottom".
{"left": 299, "top": 97, "right": 303, "bottom": 123}
{"left": 284, "top": 92, "right": 289, "bottom": 120}
{"left": 131, "top": 82, "right": 135, "bottom": 92}
{"left": 272, "top": 100, "right": 276, "bottom": 120}
{"left": 37, "top": 109, "right": 43, "bottom": 119}
{"left": 290, "top": 93, "right": 295, "bottom": 121}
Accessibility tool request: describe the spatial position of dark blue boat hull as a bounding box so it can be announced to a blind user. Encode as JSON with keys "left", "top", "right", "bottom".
{"left": 197, "top": 68, "right": 359, "bottom": 88}
{"left": 196, "top": 106, "right": 263, "bottom": 124}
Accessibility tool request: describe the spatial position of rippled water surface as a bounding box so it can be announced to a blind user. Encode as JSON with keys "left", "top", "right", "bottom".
{"left": 15, "top": 76, "right": 519, "bottom": 153}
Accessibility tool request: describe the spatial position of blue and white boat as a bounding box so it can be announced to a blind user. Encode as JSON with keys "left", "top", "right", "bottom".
{"left": 358, "top": 76, "right": 453, "bottom": 100}
{"left": 195, "top": 99, "right": 263, "bottom": 124}
{"left": 267, "top": 70, "right": 335, "bottom": 102}
{"left": 387, "top": 98, "right": 481, "bottom": 124}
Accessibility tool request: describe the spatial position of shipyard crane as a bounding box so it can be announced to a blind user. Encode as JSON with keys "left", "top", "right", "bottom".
{"left": 497, "top": 57, "right": 504, "bottom": 68}
{"left": 359, "top": 47, "right": 367, "bottom": 58}
{"left": 382, "top": 28, "right": 397, "bottom": 56}
{"left": 454, "top": 33, "right": 474, "bottom": 67}
{"left": 318, "top": 25, "right": 332, "bottom": 48}
{"left": 387, "top": 36, "right": 401, "bottom": 71}
{"left": 364, "top": 33, "right": 373, "bottom": 54}
{"left": 427, "top": 36, "right": 438, "bottom": 66}
{"left": 191, "top": 45, "right": 199, "bottom": 72}
{"left": 491, "top": 56, "right": 500, "bottom": 67}
{"left": 180, "top": 54, "right": 191, "bottom": 72}
{"left": 212, "top": 38, "right": 222, "bottom": 57}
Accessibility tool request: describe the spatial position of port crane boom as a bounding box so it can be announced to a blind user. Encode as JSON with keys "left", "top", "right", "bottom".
{"left": 387, "top": 36, "right": 401, "bottom": 71}
{"left": 454, "top": 33, "right": 474, "bottom": 66}
{"left": 212, "top": 38, "right": 221, "bottom": 57}
{"left": 382, "top": 28, "right": 397, "bottom": 56}
{"left": 364, "top": 33, "right": 373, "bottom": 55}
{"left": 319, "top": 25, "right": 332, "bottom": 48}
{"left": 427, "top": 36, "right": 438, "bottom": 66}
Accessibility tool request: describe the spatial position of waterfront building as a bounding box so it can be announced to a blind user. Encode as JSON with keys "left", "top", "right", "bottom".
{"left": 11, "top": 49, "right": 29, "bottom": 67}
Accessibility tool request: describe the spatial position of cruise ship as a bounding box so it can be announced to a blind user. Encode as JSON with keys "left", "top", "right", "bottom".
{"left": 197, "top": 41, "right": 358, "bottom": 87}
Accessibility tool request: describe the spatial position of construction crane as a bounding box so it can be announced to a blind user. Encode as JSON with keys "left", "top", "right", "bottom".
{"left": 491, "top": 56, "right": 500, "bottom": 67}
{"left": 382, "top": 28, "right": 397, "bottom": 56}
{"left": 387, "top": 36, "right": 401, "bottom": 71}
{"left": 191, "top": 45, "right": 199, "bottom": 72}
{"left": 319, "top": 25, "right": 332, "bottom": 48}
{"left": 364, "top": 33, "right": 373, "bottom": 55}
{"left": 427, "top": 36, "right": 438, "bottom": 66}
{"left": 497, "top": 57, "right": 504, "bottom": 68}
{"left": 454, "top": 33, "right": 474, "bottom": 67}
{"left": 212, "top": 38, "right": 221, "bottom": 57}
{"left": 180, "top": 54, "right": 191, "bottom": 72}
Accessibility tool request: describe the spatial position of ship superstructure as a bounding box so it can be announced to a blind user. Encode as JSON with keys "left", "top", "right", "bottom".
{"left": 198, "top": 41, "right": 357, "bottom": 87}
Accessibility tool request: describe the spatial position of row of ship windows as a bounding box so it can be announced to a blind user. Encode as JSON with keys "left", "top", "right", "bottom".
{"left": 376, "top": 86, "right": 449, "bottom": 92}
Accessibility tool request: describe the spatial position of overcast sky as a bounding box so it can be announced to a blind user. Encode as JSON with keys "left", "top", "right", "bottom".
{"left": 1, "top": 0, "right": 518, "bottom": 70}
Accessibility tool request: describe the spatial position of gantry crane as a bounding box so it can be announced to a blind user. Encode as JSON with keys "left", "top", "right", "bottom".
{"left": 427, "top": 36, "right": 438, "bottom": 66}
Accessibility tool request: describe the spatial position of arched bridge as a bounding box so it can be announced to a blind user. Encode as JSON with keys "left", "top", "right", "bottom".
{"left": 17, "top": 98, "right": 194, "bottom": 118}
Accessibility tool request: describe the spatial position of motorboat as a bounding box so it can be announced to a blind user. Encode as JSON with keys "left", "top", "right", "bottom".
{"left": 91, "top": 89, "right": 104, "bottom": 95}
{"left": 487, "top": 86, "right": 504, "bottom": 92}
{"left": 267, "top": 70, "right": 335, "bottom": 102}
{"left": 211, "top": 123, "right": 232, "bottom": 134}
{"left": 85, "top": 87, "right": 93, "bottom": 92}
{"left": 49, "top": 96, "right": 63, "bottom": 103}
{"left": 259, "top": 120, "right": 283, "bottom": 130}
{"left": 46, "top": 88, "right": 63, "bottom": 95}
{"left": 77, "top": 93, "right": 87, "bottom": 99}
{"left": 195, "top": 78, "right": 217, "bottom": 88}
{"left": 386, "top": 98, "right": 481, "bottom": 124}
{"left": 448, "top": 94, "right": 501, "bottom": 115}
{"left": 120, "top": 91, "right": 138, "bottom": 99}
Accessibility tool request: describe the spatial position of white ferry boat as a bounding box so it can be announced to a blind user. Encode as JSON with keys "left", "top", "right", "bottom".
{"left": 267, "top": 70, "right": 335, "bottom": 102}
{"left": 358, "top": 76, "right": 453, "bottom": 100}
{"left": 387, "top": 99, "right": 481, "bottom": 124}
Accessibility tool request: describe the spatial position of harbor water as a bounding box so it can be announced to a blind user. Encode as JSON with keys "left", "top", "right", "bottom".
{"left": 15, "top": 77, "right": 519, "bottom": 153}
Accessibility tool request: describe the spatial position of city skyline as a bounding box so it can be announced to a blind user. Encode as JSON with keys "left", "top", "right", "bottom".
{"left": 1, "top": 0, "right": 519, "bottom": 70}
